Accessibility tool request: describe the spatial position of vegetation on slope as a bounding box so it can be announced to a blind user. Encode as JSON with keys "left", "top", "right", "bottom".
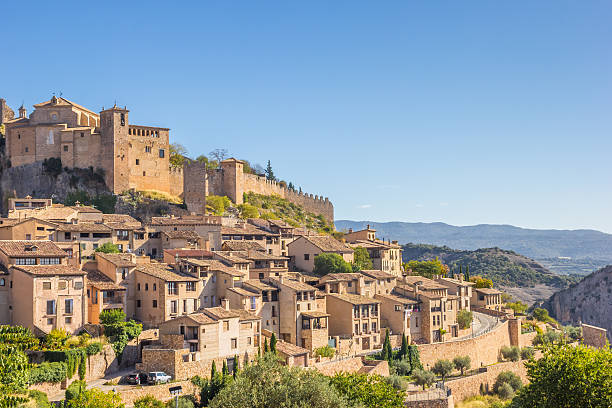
{"left": 402, "top": 243, "right": 579, "bottom": 288}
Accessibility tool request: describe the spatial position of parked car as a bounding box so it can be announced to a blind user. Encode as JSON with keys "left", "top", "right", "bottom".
{"left": 148, "top": 372, "right": 172, "bottom": 384}
{"left": 125, "top": 373, "right": 148, "bottom": 385}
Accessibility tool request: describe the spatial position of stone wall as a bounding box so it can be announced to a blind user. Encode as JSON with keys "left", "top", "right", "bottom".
{"left": 418, "top": 321, "right": 511, "bottom": 368}
{"left": 314, "top": 356, "right": 389, "bottom": 377}
{"left": 446, "top": 360, "right": 529, "bottom": 403}
{"left": 117, "top": 380, "right": 199, "bottom": 406}
{"left": 86, "top": 344, "right": 120, "bottom": 381}
{"left": 183, "top": 161, "right": 334, "bottom": 222}
{"left": 405, "top": 398, "right": 454, "bottom": 408}
{"left": 582, "top": 323, "right": 608, "bottom": 348}
{"left": 168, "top": 167, "right": 184, "bottom": 198}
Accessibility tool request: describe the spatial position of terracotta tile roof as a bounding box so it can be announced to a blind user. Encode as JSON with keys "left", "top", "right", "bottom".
{"left": 227, "top": 287, "right": 259, "bottom": 297}
{"left": 102, "top": 214, "right": 142, "bottom": 229}
{"left": 183, "top": 259, "right": 243, "bottom": 276}
{"left": 184, "top": 313, "right": 216, "bottom": 325}
{"left": 161, "top": 230, "right": 201, "bottom": 240}
{"left": 439, "top": 277, "right": 475, "bottom": 287}
{"left": 0, "top": 218, "right": 26, "bottom": 227}
{"left": 240, "top": 251, "right": 288, "bottom": 261}
{"left": 403, "top": 276, "right": 447, "bottom": 290}
{"left": 267, "top": 219, "right": 295, "bottom": 229}
{"left": 214, "top": 252, "right": 251, "bottom": 264}
{"left": 11, "top": 206, "right": 78, "bottom": 221}
{"left": 234, "top": 309, "right": 260, "bottom": 321}
{"left": 164, "top": 249, "right": 213, "bottom": 259}
{"left": 221, "top": 241, "right": 266, "bottom": 252}
{"left": 71, "top": 205, "right": 101, "bottom": 214}
{"left": 52, "top": 222, "right": 111, "bottom": 233}
{"left": 376, "top": 293, "right": 418, "bottom": 304}
{"left": 301, "top": 311, "right": 330, "bottom": 318}
{"left": 275, "top": 340, "right": 309, "bottom": 356}
{"left": 87, "top": 270, "right": 126, "bottom": 290}
{"left": 243, "top": 280, "right": 277, "bottom": 292}
{"left": 327, "top": 293, "right": 380, "bottom": 305}
{"left": 474, "top": 287, "right": 502, "bottom": 295}
{"left": 135, "top": 263, "right": 199, "bottom": 282}
{"left": 360, "top": 270, "right": 397, "bottom": 280}
{"left": 348, "top": 239, "right": 401, "bottom": 249}
{"left": 221, "top": 225, "right": 276, "bottom": 236}
{"left": 12, "top": 265, "right": 85, "bottom": 276}
{"left": 295, "top": 235, "right": 353, "bottom": 253}
{"left": 201, "top": 307, "right": 240, "bottom": 320}
{"left": 321, "top": 273, "right": 364, "bottom": 282}
{"left": 150, "top": 216, "right": 221, "bottom": 226}
{"left": 0, "top": 240, "right": 68, "bottom": 257}
{"left": 269, "top": 277, "right": 318, "bottom": 292}
{"left": 95, "top": 252, "right": 137, "bottom": 267}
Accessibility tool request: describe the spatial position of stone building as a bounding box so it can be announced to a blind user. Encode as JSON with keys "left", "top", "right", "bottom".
{"left": 326, "top": 293, "right": 381, "bottom": 352}
{"left": 345, "top": 225, "right": 403, "bottom": 277}
{"left": 471, "top": 287, "right": 503, "bottom": 311}
{"left": 287, "top": 235, "right": 354, "bottom": 273}
{"left": 2, "top": 96, "right": 182, "bottom": 196}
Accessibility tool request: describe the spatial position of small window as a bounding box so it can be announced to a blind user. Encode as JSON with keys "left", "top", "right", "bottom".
{"left": 65, "top": 317, "right": 72, "bottom": 324}
{"left": 145, "top": 283, "right": 149, "bottom": 291}
{"left": 153, "top": 283, "right": 156, "bottom": 291}
{"left": 63, "top": 145, "right": 68, "bottom": 152}
{"left": 135, "top": 159, "right": 140, "bottom": 165}
{"left": 231, "top": 338, "right": 237, "bottom": 349}
{"left": 25, "top": 147, "right": 29, "bottom": 152}
{"left": 58, "top": 281, "right": 67, "bottom": 290}
{"left": 43, "top": 281, "right": 51, "bottom": 290}
{"left": 159, "top": 149, "right": 165, "bottom": 158}
{"left": 120, "top": 113, "right": 125, "bottom": 126}
{"left": 25, "top": 234, "right": 31, "bottom": 240}
{"left": 47, "top": 318, "right": 53, "bottom": 325}
{"left": 143, "top": 171, "right": 146, "bottom": 177}
{"left": 152, "top": 300, "right": 157, "bottom": 308}
{"left": 137, "top": 283, "right": 141, "bottom": 291}
{"left": 137, "top": 300, "right": 141, "bottom": 308}
{"left": 304, "top": 254, "right": 309, "bottom": 261}
{"left": 145, "top": 146, "right": 151, "bottom": 153}
{"left": 80, "top": 132, "right": 84, "bottom": 138}
{"left": 0, "top": 278, "right": 5, "bottom": 286}
{"left": 223, "top": 321, "right": 229, "bottom": 331}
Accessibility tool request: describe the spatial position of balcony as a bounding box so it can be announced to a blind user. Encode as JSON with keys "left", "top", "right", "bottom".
{"left": 102, "top": 297, "right": 124, "bottom": 308}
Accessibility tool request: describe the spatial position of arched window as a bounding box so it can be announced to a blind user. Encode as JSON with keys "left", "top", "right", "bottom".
{"left": 0, "top": 278, "right": 5, "bottom": 286}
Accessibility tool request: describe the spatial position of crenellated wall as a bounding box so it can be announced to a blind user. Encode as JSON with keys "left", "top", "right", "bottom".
{"left": 169, "top": 166, "right": 184, "bottom": 198}
{"left": 183, "top": 160, "right": 334, "bottom": 222}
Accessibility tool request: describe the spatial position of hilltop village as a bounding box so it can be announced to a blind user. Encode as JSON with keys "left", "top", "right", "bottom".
{"left": 0, "top": 97, "right": 608, "bottom": 408}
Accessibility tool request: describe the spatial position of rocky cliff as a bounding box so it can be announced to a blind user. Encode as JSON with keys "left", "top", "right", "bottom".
{"left": 544, "top": 265, "right": 612, "bottom": 341}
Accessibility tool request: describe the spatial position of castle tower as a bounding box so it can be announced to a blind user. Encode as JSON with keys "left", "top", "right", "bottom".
{"left": 99, "top": 106, "right": 130, "bottom": 193}
{"left": 220, "top": 158, "right": 244, "bottom": 204}
{"left": 0, "top": 99, "right": 15, "bottom": 124}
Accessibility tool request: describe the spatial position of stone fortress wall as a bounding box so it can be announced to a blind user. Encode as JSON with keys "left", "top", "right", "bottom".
{"left": 184, "top": 159, "right": 334, "bottom": 222}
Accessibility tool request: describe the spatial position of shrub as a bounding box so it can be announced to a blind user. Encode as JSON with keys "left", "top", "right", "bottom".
{"left": 500, "top": 346, "right": 520, "bottom": 362}
{"left": 29, "top": 362, "right": 68, "bottom": 384}
{"left": 432, "top": 359, "right": 454, "bottom": 381}
{"left": 206, "top": 195, "right": 232, "bottom": 215}
{"left": 43, "top": 328, "right": 70, "bottom": 349}
{"left": 66, "top": 380, "right": 87, "bottom": 401}
{"left": 77, "top": 333, "right": 91, "bottom": 347}
{"left": 85, "top": 342, "right": 103, "bottom": 356}
{"left": 134, "top": 395, "right": 164, "bottom": 408}
{"left": 95, "top": 242, "right": 121, "bottom": 254}
{"left": 532, "top": 329, "right": 561, "bottom": 346}
{"left": 313, "top": 253, "right": 352, "bottom": 276}
{"left": 385, "top": 374, "right": 407, "bottom": 391}
{"left": 314, "top": 345, "right": 335, "bottom": 358}
{"left": 165, "top": 396, "right": 195, "bottom": 408}
{"left": 453, "top": 355, "right": 471, "bottom": 375}
{"left": 520, "top": 347, "right": 535, "bottom": 360}
{"left": 42, "top": 157, "right": 62, "bottom": 176}
{"left": 497, "top": 382, "right": 515, "bottom": 399}
{"left": 493, "top": 371, "right": 522, "bottom": 395}
{"left": 27, "top": 390, "right": 51, "bottom": 408}
{"left": 391, "top": 358, "right": 412, "bottom": 376}
{"left": 457, "top": 310, "right": 473, "bottom": 329}
{"left": 43, "top": 348, "right": 87, "bottom": 379}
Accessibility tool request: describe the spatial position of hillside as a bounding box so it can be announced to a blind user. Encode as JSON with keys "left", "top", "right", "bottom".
{"left": 544, "top": 265, "right": 612, "bottom": 342}
{"left": 403, "top": 243, "right": 578, "bottom": 288}
{"left": 337, "top": 220, "right": 612, "bottom": 275}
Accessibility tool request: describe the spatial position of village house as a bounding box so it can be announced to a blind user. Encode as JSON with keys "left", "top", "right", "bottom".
{"left": 318, "top": 273, "right": 375, "bottom": 297}
{"left": 375, "top": 292, "right": 420, "bottom": 344}
{"left": 287, "top": 235, "right": 354, "bottom": 273}
{"left": 326, "top": 292, "right": 381, "bottom": 352}
{"left": 360, "top": 269, "right": 398, "bottom": 296}
{"left": 86, "top": 269, "right": 126, "bottom": 324}
{"left": 344, "top": 225, "right": 403, "bottom": 277}
{"left": 133, "top": 263, "right": 202, "bottom": 328}
{"left": 241, "top": 279, "right": 280, "bottom": 336}
{"left": 163, "top": 248, "right": 213, "bottom": 265}
{"left": 471, "top": 287, "right": 503, "bottom": 311}
{"left": 267, "top": 275, "right": 328, "bottom": 352}
{"left": 435, "top": 275, "right": 474, "bottom": 311}
{"left": 221, "top": 223, "right": 281, "bottom": 256}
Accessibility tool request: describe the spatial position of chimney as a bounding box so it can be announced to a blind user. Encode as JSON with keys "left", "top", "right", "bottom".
{"left": 366, "top": 224, "right": 370, "bottom": 230}
{"left": 221, "top": 298, "right": 230, "bottom": 311}
{"left": 392, "top": 240, "right": 398, "bottom": 245}
{"left": 348, "top": 228, "right": 353, "bottom": 234}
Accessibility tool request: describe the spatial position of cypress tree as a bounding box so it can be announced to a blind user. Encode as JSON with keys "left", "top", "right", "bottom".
{"left": 382, "top": 329, "right": 392, "bottom": 362}
{"left": 466, "top": 265, "right": 470, "bottom": 281}
{"left": 222, "top": 360, "right": 228, "bottom": 377}
{"left": 264, "top": 338, "right": 269, "bottom": 353}
{"left": 270, "top": 333, "right": 277, "bottom": 353}
{"left": 399, "top": 332, "right": 408, "bottom": 360}
{"left": 210, "top": 360, "right": 217, "bottom": 379}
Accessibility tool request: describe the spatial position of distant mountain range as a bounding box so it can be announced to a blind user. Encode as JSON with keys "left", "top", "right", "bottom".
{"left": 336, "top": 220, "right": 612, "bottom": 275}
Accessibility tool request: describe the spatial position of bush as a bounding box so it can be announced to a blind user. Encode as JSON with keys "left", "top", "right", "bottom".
{"left": 66, "top": 380, "right": 87, "bottom": 401}
{"left": 500, "top": 346, "right": 520, "bottom": 362}
{"left": 314, "top": 345, "right": 335, "bottom": 358}
{"left": 532, "top": 329, "right": 561, "bottom": 346}
{"left": 313, "top": 253, "right": 352, "bottom": 276}
{"left": 497, "top": 382, "right": 515, "bottom": 399}
{"left": 43, "top": 348, "right": 87, "bottom": 379}
{"left": 42, "top": 157, "right": 62, "bottom": 176}
{"left": 432, "top": 359, "right": 454, "bottom": 381}
{"left": 43, "top": 328, "right": 70, "bottom": 349}
{"left": 385, "top": 374, "right": 407, "bottom": 391}
{"left": 457, "top": 310, "right": 473, "bottom": 329}
{"left": 206, "top": 195, "right": 232, "bottom": 215}
{"left": 391, "top": 358, "right": 412, "bottom": 376}
{"left": 166, "top": 396, "right": 195, "bottom": 408}
{"left": 412, "top": 369, "right": 436, "bottom": 390}
{"left": 29, "top": 362, "right": 68, "bottom": 384}
{"left": 134, "top": 395, "right": 164, "bottom": 408}
{"left": 95, "top": 242, "right": 121, "bottom": 254}
{"left": 85, "top": 342, "right": 103, "bottom": 356}
{"left": 27, "top": 390, "right": 51, "bottom": 408}
{"left": 520, "top": 347, "right": 534, "bottom": 360}
{"left": 493, "top": 371, "right": 522, "bottom": 395}
{"left": 453, "top": 355, "right": 471, "bottom": 375}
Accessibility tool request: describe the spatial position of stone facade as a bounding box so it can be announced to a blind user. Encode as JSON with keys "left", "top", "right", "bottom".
{"left": 405, "top": 399, "right": 453, "bottom": 408}
{"left": 184, "top": 159, "right": 334, "bottom": 222}
{"left": 582, "top": 323, "right": 608, "bottom": 348}
{"left": 314, "top": 356, "right": 389, "bottom": 377}
{"left": 116, "top": 380, "right": 199, "bottom": 406}
{"left": 2, "top": 97, "right": 178, "bottom": 197}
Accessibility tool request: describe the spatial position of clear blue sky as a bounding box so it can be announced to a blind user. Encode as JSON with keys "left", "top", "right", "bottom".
{"left": 3, "top": 1, "right": 611, "bottom": 232}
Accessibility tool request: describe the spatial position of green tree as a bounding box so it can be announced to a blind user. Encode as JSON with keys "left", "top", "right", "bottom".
{"left": 169, "top": 143, "right": 188, "bottom": 168}
{"left": 457, "top": 310, "right": 473, "bottom": 329}
{"left": 0, "top": 326, "right": 39, "bottom": 350}
{"left": 313, "top": 253, "right": 352, "bottom": 276}
{"left": 403, "top": 258, "right": 449, "bottom": 279}
{"left": 473, "top": 277, "right": 494, "bottom": 288}
{"left": 380, "top": 329, "right": 393, "bottom": 362}
{"left": 407, "top": 345, "right": 422, "bottom": 373}
{"left": 493, "top": 371, "right": 522, "bottom": 395}
{"left": 398, "top": 333, "right": 408, "bottom": 360}
{"left": 432, "top": 359, "right": 454, "bottom": 383}
{"left": 265, "top": 160, "right": 276, "bottom": 181}
{"left": 237, "top": 203, "right": 259, "bottom": 219}
{"left": 506, "top": 301, "right": 528, "bottom": 315}
{"left": 210, "top": 354, "right": 348, "bottom": 408}
{"left": 352, "top": 247, "right": 373, "bottom": 272}
{"left": 412, "top": 369, "right": 435, "bottom": 390}
{"left": 509, "top": 343, "right": 612, "bottom": 408}
{"left": 99, "top": 310, "right": 142, "bottom": 363}
{"left": 453, "top": 356, "right": 471, "bottom": 376}
{"left": 69, "top": 388, "right": 125, "bottom": 408}
{"left": 206, "top": 195, "right": 232, "bottom": 216}
{"left": 134, "top": 395, "right": 164, "bottom": 408}
{"left": 165, "top": 396, "right": 194, "bottom": 408}
{"left": 270, "top": 333, "right": 277, "bottom": 353}
{"left": 331, "top": 372, "right": 405, "bottom": 408}
{"left": 500, "top": 346, "right": 521, "bottom": 362}
{"left": 0, "top": 345, "right": 30, "bottom": 407}
{"left": 532, "top": 308, "right": 552, "bottom": 323}
{"left": 263, "top": 338, "right": 268, "bottom": 353}
{"left": 65, "top": 380, "right": 86, "bottom": 401}
{"left": 498, "top": 382, "right": 516, "bottom": 399}
{"left": 95, "top": 242, "right": 120, "bottom": 254}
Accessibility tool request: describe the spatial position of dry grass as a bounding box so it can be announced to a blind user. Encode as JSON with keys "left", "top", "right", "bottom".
{"left": 138, "top": 190, "right": 183, "bottom": 204}
{"left": 456, "top": 395, "right": 509, "bottom": 408}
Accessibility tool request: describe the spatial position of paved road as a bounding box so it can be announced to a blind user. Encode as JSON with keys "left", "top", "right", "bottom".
{"left": 455, "top": 311, "right": 500, "bottom": 341}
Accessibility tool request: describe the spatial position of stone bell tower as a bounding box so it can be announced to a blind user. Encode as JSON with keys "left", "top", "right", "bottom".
{"left": 99, "top": 106, "right": 130, "bottom": 193}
